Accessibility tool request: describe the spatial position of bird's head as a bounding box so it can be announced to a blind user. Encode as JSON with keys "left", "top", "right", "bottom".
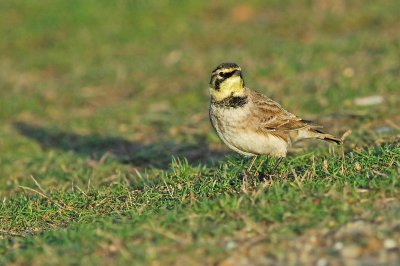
{"left": 209, "top": 62, "right": 245, "bottom": 101}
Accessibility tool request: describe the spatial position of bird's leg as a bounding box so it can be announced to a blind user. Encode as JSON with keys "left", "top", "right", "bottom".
{"left": 242, "top": 156, "right": 258, "bottom": 189}
{"left": 271, "top": 157, "right": 284, "bottom": 173}
{"left": 254, "top": 157, "right": 268, "bottom": 177}
{"left": 243, "top": 155, "right": 257, "bottom": 184}
{"left": 246, "top": 156, "right": 257, "bottom": 175}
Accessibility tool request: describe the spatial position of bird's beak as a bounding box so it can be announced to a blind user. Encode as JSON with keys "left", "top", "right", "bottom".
{"left": 233, "top": 70, "right": 242, "bottom": 77}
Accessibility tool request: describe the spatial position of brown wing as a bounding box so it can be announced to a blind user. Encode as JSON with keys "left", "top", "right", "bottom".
{"left": 249, "top": 90, "right": 319, "bottom": 132}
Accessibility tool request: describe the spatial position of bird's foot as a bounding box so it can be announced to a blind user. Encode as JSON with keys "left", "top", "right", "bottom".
{"left": 257, "top": 172, "right": 272, "bottom": 181}
{"left": 255, "top": 157, "right": 284, "bottom": 181}
{"left": 241, "top": 171, "right": 264, "bottom": 189}
{"left": 241, "top": 171, "right": 250, "bottom": 191}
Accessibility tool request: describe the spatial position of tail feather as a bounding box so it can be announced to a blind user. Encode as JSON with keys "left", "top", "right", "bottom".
{"left": 312, "top": 129, "right": 342, "bottom": 145}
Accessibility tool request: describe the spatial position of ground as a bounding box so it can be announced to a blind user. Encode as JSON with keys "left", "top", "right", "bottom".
{"left": 0, "top": 0, "right": 399, "bottom": 265}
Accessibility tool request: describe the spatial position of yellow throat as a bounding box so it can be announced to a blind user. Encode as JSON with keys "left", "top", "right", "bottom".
{"left": 210, "top": 76, "right": 245, "bottom": 102}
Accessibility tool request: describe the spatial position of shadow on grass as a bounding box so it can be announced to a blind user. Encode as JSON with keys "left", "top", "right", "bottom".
{"left": 13, "top": 122, "right": 227, "bottom": 169}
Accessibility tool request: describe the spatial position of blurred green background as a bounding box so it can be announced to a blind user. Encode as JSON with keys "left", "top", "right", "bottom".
{"left": 1, "top": 0, "right": 398, "bottom": 189}
{"left": 0, "top": 0, "right": 399, "bottom": 265}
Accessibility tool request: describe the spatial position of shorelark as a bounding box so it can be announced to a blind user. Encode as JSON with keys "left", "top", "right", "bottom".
{"left": 208, "top": 62, "right": 341, "bottom": 174}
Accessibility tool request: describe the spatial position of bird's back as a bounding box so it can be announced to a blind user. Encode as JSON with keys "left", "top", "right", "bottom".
{"left": 247, "top": 88, "right": 341, "bottom": 145}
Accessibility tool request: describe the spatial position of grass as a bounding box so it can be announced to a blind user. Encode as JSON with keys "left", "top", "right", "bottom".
{"left": 0, "top": 0, "right": 399, "bottom": 265}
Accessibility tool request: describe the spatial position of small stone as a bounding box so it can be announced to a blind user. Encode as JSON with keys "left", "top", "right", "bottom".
{"left": 354, "top": 95, "right": 383, "bottom": 106}
{"left": 383, "top": 239, "right": 397, "bottom": 250}
{"left": 328, "top": 221, "right": 335, "bottom": 227}
{"left": 164, "top": 50, "right": 182, "bottom": 66}
{"left": 333, "top": 241, "right": 344, "bottom": 250}
{"left": 316, "top": 258, "right": 328, "bottom": 266}
{"left": 374, "top": 127, "right": 394, "bottom": 134}
{"left": 225, "top": 240, "right": 237, "bottom": 251}
{"left": 341, "top": 245, "right": 362, "bottom": 258}
{"left": 343, "top": 67, "right": 355, "bottom": 77}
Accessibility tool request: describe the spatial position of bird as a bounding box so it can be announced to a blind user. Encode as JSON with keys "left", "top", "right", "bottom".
{"left": 208, "top": 62, "right": 342, "bottom": 175}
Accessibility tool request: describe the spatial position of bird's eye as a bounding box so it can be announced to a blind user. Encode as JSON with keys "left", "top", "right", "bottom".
{"left": 218, "top": 72, "right": 225, "bottom": 77}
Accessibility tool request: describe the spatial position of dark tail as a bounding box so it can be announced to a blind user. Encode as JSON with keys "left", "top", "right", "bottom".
{"left": 312, "top": 129, "right": 342, "bottom": 145}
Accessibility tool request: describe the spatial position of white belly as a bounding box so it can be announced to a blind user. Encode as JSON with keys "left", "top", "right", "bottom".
{"left": 226, "top": 131, "right": 287, "bottom": 157}
{"left": 210, "top": 104, "right": 288, "bottom": 157}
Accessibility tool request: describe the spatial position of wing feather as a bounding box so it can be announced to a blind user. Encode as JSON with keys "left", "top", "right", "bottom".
{"left": 249, "top": 90, "right": 318, "bottom": 132}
